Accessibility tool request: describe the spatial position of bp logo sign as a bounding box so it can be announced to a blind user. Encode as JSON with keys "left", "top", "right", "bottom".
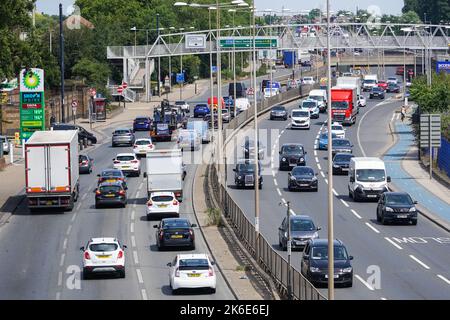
{"left": 20, "top": 68, "right": 44, "bottom": 92}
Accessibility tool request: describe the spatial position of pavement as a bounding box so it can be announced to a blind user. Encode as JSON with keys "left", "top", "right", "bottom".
{"left": 385, "top": 108, "right": 450, "bottom": 231}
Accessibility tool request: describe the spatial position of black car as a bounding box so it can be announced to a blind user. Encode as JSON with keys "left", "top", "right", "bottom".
{"left": 369, "top": 86, "right": 385, "bottom": 99}
{"left": 288, "top": 166, "right": 318, "bottom": 192}
{"left": 153, "top": 218, "right": 197, "bottom": 250}
{"left": 331, "top": 138, "right": 353, "bottom": 157}
{"left": 269, "top": 105, "right": 288, "bottom": 120}
{"left": 386, "top": 83, "right": 400, "bottom": 93}
{"left": 79, "top": 154, "right": 93, "bottom": 174}
{"left": 97, "top": 169, "right": 127, "bottom": 188}
{"left": 301, "top": 239, "right": 353, "bottom": 287}
{"left": 376, "top": 192, "right": 418, "bottom": 225}
{"left": 278, "top": 215, "right": 320, "bottom": 251}
{"left": 94, "top": 181, "right": 128, "bottom": 208}
{"left": 279, "top": 143, "right": 307, "bottom": 170}
{"left": 233, "top": 159, "right": 263, "bottom": 189}
{"left": 203, "top": 114, "right": 218, "bottom": 129}
{"left": 51, "top": 123, "right": 97, "bottom": 144}
{"left": 332, "top": 153, "right": 355, "bottom": 175}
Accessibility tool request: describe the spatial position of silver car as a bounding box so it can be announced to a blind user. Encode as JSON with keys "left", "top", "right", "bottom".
{"left": 112, "top": 128, "right": 135, "bottom": 147}
{"left": 278, "top": 215, "right": 320, "bottom": 251}
{"left": 0, "top": 136, "right": 10, "bottom": 155}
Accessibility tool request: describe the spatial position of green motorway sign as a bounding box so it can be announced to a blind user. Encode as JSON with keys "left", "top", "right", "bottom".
{"left": 219, "top": 37, "right": 278, "bottom": 49}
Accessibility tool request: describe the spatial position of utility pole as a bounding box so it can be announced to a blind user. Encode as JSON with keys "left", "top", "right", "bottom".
{"left": 157, "top": 13, "right": 161, "bottom": 97}
{"left": 216, "top": 0, "right": 224, "bottom": 188}
{"left": 326, "top": 0, "right": 335, "bottom": 300}
{"left": 209, "top": 9, "right": 215, "bottom": 146}
{"left": 59, "top": 3, "right": 65, "bottom": 123}
{"left": 286, "top": 201, "right": 292, "bottom": 300}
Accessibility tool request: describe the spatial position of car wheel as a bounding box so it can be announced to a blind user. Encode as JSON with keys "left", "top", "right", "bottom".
{"left": 411, "top": 219, "right": 417, "bottom": 226}
{"left": 209, "top": 288, "right": 216, "bottom": 294}
{"left": 314, "top": 187, "right": 318, "bottom": 192}
{"left": 347, "top": 280, "right": 353, "bottom": 288}
{"left": 83, "top": 269, "right": 91, "bottom": 280}
{"left": 119, "top": 269, "right": 126, "bottom": 278}
{"left": 381, "top": 214, "right": 387, "bottom": 225}
{"left": 376, "top": 210, "right": 381, "bottom": 222}
{"left": 172, "top": 288, "right": 179, "bottom": 295}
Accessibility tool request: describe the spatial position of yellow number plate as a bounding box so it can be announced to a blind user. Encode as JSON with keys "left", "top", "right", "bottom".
{"left": 97, "top": 255, "right": 111, "bottom": 259}
{"left": 188, "top": 273, "right": 201, "bottom": 277}
{"left": 171, "top": 235, "right": 183, "bottom": 239}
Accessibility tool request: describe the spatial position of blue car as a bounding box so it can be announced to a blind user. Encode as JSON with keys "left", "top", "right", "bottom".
{"left": 133, "top": 116, "right": 152, "bottom": 131}
{"left": 193, "top": 104, "right": 210, "bottom": 118}
{"left": 318, "top": 132, "right": 337, "bottom": 150}
{"left": 223, "top": 96, "right": 234, "bottom": 107}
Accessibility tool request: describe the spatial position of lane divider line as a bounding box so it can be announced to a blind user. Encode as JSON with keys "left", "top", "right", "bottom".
{"left": 384, "top": 237, "right": 403, "bottom": 250}
{"left": 131, "top": 210, "right": 136, "bottom": 221}
{"left": 130, "top": 222, "right": 134, "bottom": 233}
{"left": 437, "top": 274, "right": 450, "bottom": 285}
{"left": 81, "top": 193, "right": 87, "bottom": 201}
{"left": 133, "top": 250, "right": 139, "bottom": 264}
{"left": 350, "top": 209, "right": 362, "bottom": 219}
{"left": 63, "top": 238, "right": 68, "bottom": 250}
{"left": 355, "top": 274, "right": 375, "bottom": 291}
{"left": 317, "top": 164, "right": 322, "bottom": 170}
{"left": 274, "top": 180, "right": 278, "bottom": 186}
{"left": 281, "top": 198, "right": 287, "bottom": 204}
{"left": 131, "top": 235, "right": 136, "bottom": 248}
{"left": 71, "top": 213, "right": 77, "bottom": 222}
{"left": 320, "top": 171, "right": 325, "bottom": 178}
{"left": 141, "top": 289, "right": 148, "bottom": 300}
{"left": 340, "top": 199, "right": 349, "bottom": 207}
{"left": 57, "top": 271, "right": 63, "bottom": 287}
{"left": 136, "top": 269, "right": 144, "bottom": 284}
{"left": 66, "top": 225, "right": 72, "bottom": 236}
{"left": 365, "top": 222, "right": 380, "bottom": 234}
{"left": 324, "top": 178, "right": 328, "bottom": 184}
{"left": 290, "top": 209, "right": 296, "bottom": 215}
{"left": 409, "top": 255, "right": 430, "bottom": 270}
{"left": 332, "top": 189, "right": 338, "bottom": 196}
{"left": 59, "top": 253, "right": 65, "bottom": 267}
{"left": 277, "top": 188, "right": 282, "bottom": 196}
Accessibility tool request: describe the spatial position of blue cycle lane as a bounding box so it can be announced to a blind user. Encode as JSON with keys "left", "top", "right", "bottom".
{"left": 383, "top": 120, "right": 450, "bottom": 223}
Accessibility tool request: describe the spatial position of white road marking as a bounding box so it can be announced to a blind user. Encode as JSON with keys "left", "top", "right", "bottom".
{"left": 130, "top": 222, "right": 135, "bottom": 233}
{"left": 133, "top": 251, "right": 139, "bottom": 264}
{"left": 59, "top": 254, "right": 65, "bottom": 267}
{"left": 272, "top": 170, "right": 276, "bottom": 177}
{"left": 75, "top": 202, "right": 82, "bottom": 211}
{"left": 324, "top": 178, "right": 328, "bottom": 184}
{"left": 277, "top": 188, "right": 282, "bottom": 196}
{"left": 437, "top": 274, "right": 450, "bottom": 285}
{"left": 71, "top": 213, "right": 77, "bottom": 222}
{"left": 409, "top": 255, "right": 430, "bottom": 270}
{"left": 315, "top": 157, "right": 319, "bottom": 163}
{"left": 390, "top": 112, "right": 396, "bottom": 122}
{"left": 314, "top": 150, "right": 317, "bottom": 156}
{"left": 57, "top": 271, "right": 63, "bottom": 286}
{"left": 384, "top": 237, "right": 403, "bottom": 250}
{"left": 81, "top": 193, "right": 87, "bottom": 200}
{"left": 131, "top": 210, "right": 135, "bottom": 221}
{"left": 131, "top": 235, "right": 136, "bottom": 248}
{"left": 136, "top": 269, "right": 144, "bottom": 284}
{"left": 380, "top": 297, "right": 388, "bottom": 300}
{"left": 396, "top": 113, "right": 400, "bottom": 120}
{"left": 340, "top": 199, "right": 349, "bottom": 207}
{"left": 138, "top": 182, "right": 143, "bottom": 189}
{"left": 274, "top": 180, "right": 278, "bottom": 186}
{"left": 365, "top": 222, "right": 380, "bottom": 234}
{"left": 332, "top": 189, "right": 338, "bottom": 196}
{"left": 63, "top": 238, "right": 68, "bottom": 250}
{"left": 56, "top": 292, "right": 61, "bottom": 300}
{"left": 66, "top": 225, "right": 72, "bottom": 236}
{"left": 133, "top": 203, "right": 137, "bottom": 209}
{"left": 290, "top": 209, "right": 296, "bottom": 215}
{"left": 281, "top": 198, "right": 287, "bottom": 204}
{"left": 320, "top": 171, "right": 325, "bottom": 178}
{"left": 141, "top": 289, "right": 148, "bottom": 300}
{"left": 355, "top": 274, "right": 375, "bottom": 290}
{"left": 350, "top": 209, "right": 362, "bottom": 219}
{"left": 136, "top": 191, "right": 140, "bottom": 198}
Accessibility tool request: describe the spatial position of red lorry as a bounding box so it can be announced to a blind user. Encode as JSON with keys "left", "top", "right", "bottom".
{"left": 331, "top": 87, "right": 358, "bottom": 126}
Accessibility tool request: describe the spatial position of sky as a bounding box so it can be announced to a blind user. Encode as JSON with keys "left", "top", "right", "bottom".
{"left": 35, "top": 0, "right": 404, "bottom": 16}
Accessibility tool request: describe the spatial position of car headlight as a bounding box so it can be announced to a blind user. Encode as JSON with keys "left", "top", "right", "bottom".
{"left": 284, "top": 232, "right": 288, "bottom": 238}
{"left": 312, "top": 232, "right": 319, "bottom": 239}
{"left": 312, "top": 176, "right": 317, "bottom": 181}
{"left": 342, "top": 267, "right": 353, "bottom": 273}
{"left": 244, "top": 148, "right": 249, "bottom": 152}
{"left": 282, "top": 157, "right": 286, "bottom": 162}
{"left": 333, "top": 164, "right": 339, "bottom": 168}
{"left": 409, "top": 207, "right": 416, "bottom": 212}
{"left": 290, "top": 176, "right": 296, "bottom": 180}
{"left": 386, "top": 207, "right": 394, "bottom": 212}
{"left": 237, "top": 175, "right": 243, "bottom": 180}
{"left": 310, "top": 267, "right": 320, "bottom": 273}
{"left": 299, "top": 157, "right": 304, "bottom": 162}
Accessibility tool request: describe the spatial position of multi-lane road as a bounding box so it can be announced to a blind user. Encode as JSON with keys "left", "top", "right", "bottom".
{"left": 225, "top": 70, "right": 450, "bottom": 299}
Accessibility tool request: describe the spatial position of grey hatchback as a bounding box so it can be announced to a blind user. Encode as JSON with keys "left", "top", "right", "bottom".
{"left": 112, "top": 128, "right": 135, "bottom": 147}
{"left": 278, "top": 215, "right": 320, "bottom": 251}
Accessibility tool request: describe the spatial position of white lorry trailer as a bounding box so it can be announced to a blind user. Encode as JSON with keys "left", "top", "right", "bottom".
{"left": 336, "top": 76, "right": 361, "bottom": 96}
{"left": 25, "top": 130, "right": 80, "bottom": 211}
{"left": 144, "top": 149, "right": 184, "bottom": 201}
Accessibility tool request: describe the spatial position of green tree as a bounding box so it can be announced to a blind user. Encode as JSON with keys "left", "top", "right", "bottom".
{"left": 71, "top": 58, "right": 111, "bottom": 88}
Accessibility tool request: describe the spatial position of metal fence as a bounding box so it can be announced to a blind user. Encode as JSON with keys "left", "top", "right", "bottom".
{"left": 209, "top": 67, "right": 328, "bottom": 300}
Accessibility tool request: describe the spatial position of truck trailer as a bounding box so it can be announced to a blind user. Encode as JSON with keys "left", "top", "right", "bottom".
{"left": 25, "top": 130, "right": 80, "bottom": 212}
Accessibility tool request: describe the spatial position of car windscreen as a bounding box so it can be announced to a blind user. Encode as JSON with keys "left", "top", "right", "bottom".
{"left": 356, "top": 169, "right": 386, "bottom": 182}
{"left": 321, "top": 133, "right": 336, "bottom": 139}
{"left": 292, "top": 111, "right": 309, "bottom": 117}
{"left": 272, "top": 106, "right": 285, "bottom": 111}
{"left": 157, "top": 123, "right": 169, "bottom": 130}
{"left": 116, "top": 155, "right": 135, "bottom": 161}
{"left": 282, "top": 145, "right": 303, "bottom": 155}
{"left": 135, "top": 117, "right": 149, "bottom": 121}
{"left": 237, "top": 163, "right": 256, "bottom": 172}
{"left": 302, "top": 101, "right": 317, "bottom": 109}
{"left": 372, "top": 87, "right": 383, "bottom": 92}
{"left": 151, "top": 195, "right": 174, "bottom": 202}
{"left": 79, "top": 155, "right": 88, "bottom": 161}
{"left": 364, "top": 79, "right": 377, "bottom": 84}
{"left": 311, "top": 246, "right": 348, "bottom": 260}
{"left": 114, "top": 130, "right": 130, "bottom": 135}
{"left": 292, "top": 167, "right": 314, "bottom": 176}
{"left": 163, "top": 220, "right": 190, "bottom": 229}
{"left": 334, "top": 154, "right": 354, "bottom": 162}
{"left": 333, "top": 139, "right": 351, "bottom": 146}
{"left": 89, "top": 243, "right": 118, "bottom": 252}
{"left": 178, "top": 259, "right": 210, "bottom": 270}
{"left": 0, "top": 137, "right": 6, "bottom": 142}
{"left": 135, "top": 140, "right": 151, "bottom": 145}
{"left": 309, "top": 95, "right": 324, "bottom": 101}
{"left": 196, "top": 105, "right": 208, "bottom": 109}
{"left": 331, "top": 125, "right": 343, "bottom": 131}
{"left": 101, "top": 170, "right": 122, "bottom": 177}
{"left": 385, "top": 194, "right": 413, "bottom": 206}
{"left": 175, "top": 101, "right": 184, "bottom": 105}
{"left": 332, "top": 101, "right": 349, "bottom": 110}
{"left": 99, "top": 185, "right": 121, "bottom": 193}
{"left": 291, "top": 219, "right": 315, "bottom": 231}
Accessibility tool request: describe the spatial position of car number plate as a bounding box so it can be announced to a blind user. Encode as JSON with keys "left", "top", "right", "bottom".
{"left": 158, "top": 204, "right": 168, "bottom": 208}
{"left": 171, "top": 235, "right": 183, "bottom": 239}
{"left": 325, "top": 274, "right": 339, "bottom": 279}
{"left": 105, "top": 194, "right": 115, "bottom": 197}
{"left": 106, "top": 179, "right": 116, "bottom": 182}
{"left": 367, "top": 195, "right": 377, "bottom": 198}
{"left": 342, "top": 168, "right": 349, "bottom": 171}
{"left": 188, "top": 273, "right": 201, "bottom": 277}
{"left": 97, "top": 255, "right": 111, "bottom": 259}
{"left": 47, "top": 201, "right": 53, "bottom": 205}
{"left": 300, "top": 184, "right": 309, "bottom": 187}
{"left": 245, "top": 183, "right": 254, "bottom": 186}
{"left": 397, "top": 214, "right": 408, "bottom": 218}
{"left": 122, "top": 166, "right": 129, "bottom": 169}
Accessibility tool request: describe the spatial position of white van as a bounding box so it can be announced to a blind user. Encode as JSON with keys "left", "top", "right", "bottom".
{"left": 308, "top": 89, "right": 327, "bottom": 113}
{"left": 235, "top": 97, "right": 250, "bottom": 113}
{"left": 362, "top": 74, "right": 378, "bottom": 91}
{"left": 348, "top": 157, "right": 391, "bottom": 202}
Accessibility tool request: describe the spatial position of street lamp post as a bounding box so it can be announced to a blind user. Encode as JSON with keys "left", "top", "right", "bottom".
{"left": 286, "top": 201, "right": 292, "bottom": 300}
{"left": 157, "top": 14, "right": 161, "bottom": 97}
{"left": 208, "top": 8, "right": 216, "bottom": 145}
{"left": 229, "top": 8, "right": 237, "bottom": 118}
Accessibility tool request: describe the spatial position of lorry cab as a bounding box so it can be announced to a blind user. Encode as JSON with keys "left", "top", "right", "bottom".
{"left": 331, "top": 87, "right": 358, "bottom": 126}
{"left": 348, "top": 157, "right": 391, "bottom": 202}
{"left": 308, "top": 89, "right": 327, "bottom": 113}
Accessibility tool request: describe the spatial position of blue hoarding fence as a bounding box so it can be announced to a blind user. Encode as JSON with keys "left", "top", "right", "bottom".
{"left": 437, "top": 138, "right": 450, "bottom": 179}
{"left": 436, "top": 61, "right": 450, "bottom": 74}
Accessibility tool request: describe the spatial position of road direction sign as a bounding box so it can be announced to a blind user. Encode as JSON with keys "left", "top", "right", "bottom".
{"left": 211, "top": 66, "right": 217, "bottom": 73}
{"left": 420, "top": 114, "right": 441, "bottom": 148}
{"left": 219, "top": 37, "right": 278, "bottom": 49}
{"left": 185, "top": 34, "right": 206, "bottom": 49}
{"left": 176, "top": 73, "right": 184, "bottom": 84}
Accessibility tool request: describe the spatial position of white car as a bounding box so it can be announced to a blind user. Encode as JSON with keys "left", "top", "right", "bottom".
{"left": 168, "top": 253, "right": 217, "bottom": 294}
{"left": 113, "top": 153, "right": 141, "bottom": 177}
{"left": 175, "top": 100, "right": 190, "bottom": 113}
{"left": 177, "top": 129, "right": 201, "bottom": 151}
{"left": 387, "top": 77, "right": 398, "bottom": 85}
{"left": 235, "top": 97, "right": 250, "bottom": 112}
{"left": 358, "top": 95, "right": 367, "bottom": 107}
{"left": 81, "top": 237, "right": 127, "bottom": 279}
{"left": 331, "top": 122, "right": 346, "bottom": 139}
{"left": 146, "top": 192, "right": 180, "bottom": 219}
{"left": 264, "top": 87, "right": 279, "bottom": 98}
{"left": 133, "top": 138, "right": 154, "bottom": 156}
{"left": 290, "top": 109, "right": 310, "bottom": 129}
{"left": 302, "top": 76, "right": 315, "bottom": 85}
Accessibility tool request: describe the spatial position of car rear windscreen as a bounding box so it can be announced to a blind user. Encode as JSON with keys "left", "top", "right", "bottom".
{"left": 114, "top": 130, "right": 130, "bottom": 134}
{"left": 89, "top": 243, "right": 118, "bottom": 252}
{"left": 179, "top": 259, "right": 209, "bottom": 270}
{"left": 117, "top": 156, "right": 135, "bottom": 161}
{"left": 135, "top": 140, "right": 151, "bottom": 145}
{"left": 102, "top": 170, "right": 121, "bottom": 177}
{"left": 100, "top": 186, "right": 121, "bottom": 193}
{"left": 152, "top": 195, "right": 174, "bottom": 202}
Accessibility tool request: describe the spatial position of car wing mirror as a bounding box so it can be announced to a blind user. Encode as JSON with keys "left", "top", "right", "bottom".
{"left": 96, "top": 174, "right": 100, "bottom": 177}
{"left": 304, "top": 151, "right": 307, "bottom": 154}
{"left": 191, "top": 224, "right": 198, "bottom": 228}
{"left": 122, "top": 245, "right": 127, "bottom": 249}
{"left": 387, "top": 176, "right": 391, "bottom": 183}
{"left": 153, "top": 225, "right": 158, "bottom": 228}
{"left": 211, "top": 261, "right": 215, "bottom": 265}
{"left": 349, "top": 256, "right": 354, "bottom": 260}
{"left": 167, "top": 262, "right": 172, "bottom": 267}
{"left": 80, "top": 246, "right": 84, "bottom": 251}
{"left": 232, "top": 168, "right": 236, "bottom": 172}
{"left": 93, "top": 188, "right": 98, "bottom": 193}
{"left": 350, "top": 177, "right": 355, "bottom": 183}
{"left": 413, "top": 200, "right": 418, "bottom": 204}
{"left": 303, "top": 255, "right": 309, "bottom": 260}
{"left": 317, "top": 227, "right": 321, "bottom": 231}
{"left": 143, "top": 172, "right": 147, "bottom": 178}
